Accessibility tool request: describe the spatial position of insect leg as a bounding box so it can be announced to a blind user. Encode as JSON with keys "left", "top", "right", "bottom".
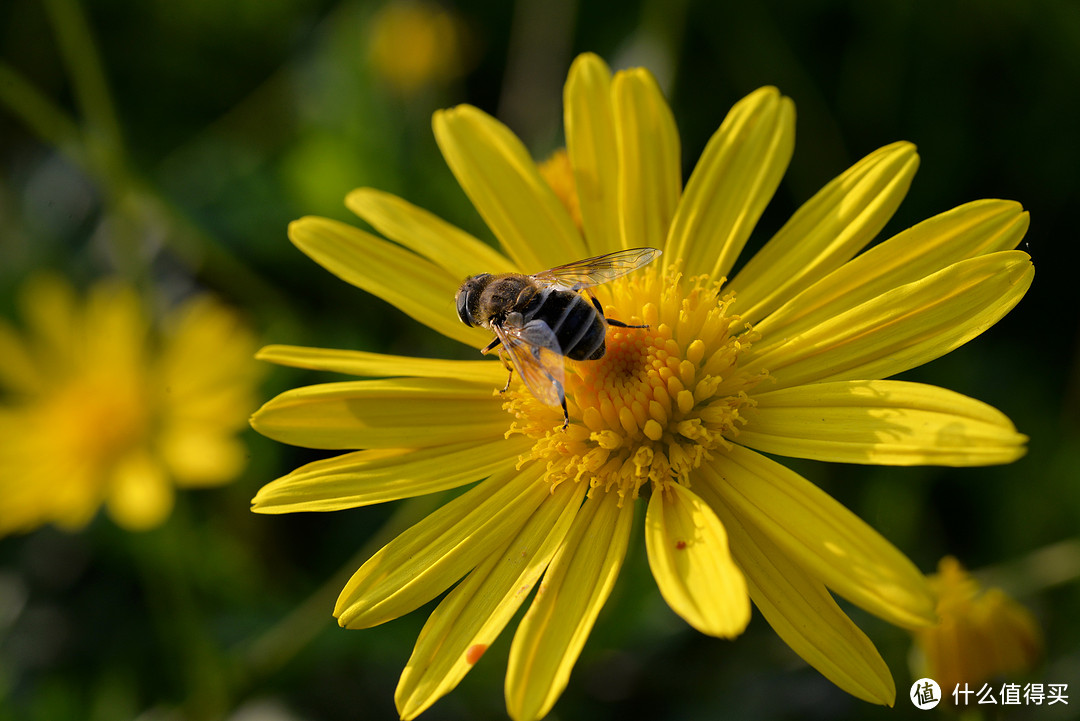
{"left": 479, "top": 338, "right": 515, "bottom": 392}
{"left": 526, "top": 341, "right": 569, "bottom": 430}
{"left": 497, "top": 349, "right": 514, "bottom": 393}
{"left": 585, "top": 289, "right": 648, "bottom": 329}
{"left": 557, "top": 384, "right": 569, "bottom": 429}
{"left": 606, "top": 318, "right": 647, "bottom": 328}
{"left": 542, "top": 364, "right": 568, "bottom": 429}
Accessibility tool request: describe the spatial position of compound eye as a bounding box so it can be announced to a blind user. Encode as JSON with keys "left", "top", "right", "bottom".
{"left": 455, "top": 288, "right": 474, "bottom": 326}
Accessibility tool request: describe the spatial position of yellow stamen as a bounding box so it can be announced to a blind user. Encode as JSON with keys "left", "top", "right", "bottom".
{"left": 505, "top": 264, "right": 767, "bottom": 502}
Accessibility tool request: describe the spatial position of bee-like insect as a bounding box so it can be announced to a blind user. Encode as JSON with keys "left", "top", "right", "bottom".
{"left": 455, "top": 247, "right": 662, "bottom": 429}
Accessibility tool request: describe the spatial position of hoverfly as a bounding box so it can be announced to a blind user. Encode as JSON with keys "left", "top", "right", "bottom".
{"left": 455, "top": 247, "right": 662, "bottom": 429}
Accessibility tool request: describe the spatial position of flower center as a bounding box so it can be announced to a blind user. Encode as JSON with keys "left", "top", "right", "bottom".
{"left": 46, "top": 370, "right": 149, "bottom": 472}
{"left": 504, "top": 265, "right": 768, "bottom": 501}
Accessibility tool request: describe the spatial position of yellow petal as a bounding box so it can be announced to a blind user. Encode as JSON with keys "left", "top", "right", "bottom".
{"left": 505, "top": 491, "right": 633, "bottom": 721}
{"left": 746, "top": 251, "right": 1034, "bottom": 389}
{"left": 758, "top": 200, "right": 1030, "bottom": 343}
{"left": 564, "top": 53, "right": 621, "bottom": 256}
{"left": 334, "top": 463, "right": 549, "bottom": 629}
{"left": 106, "top": 451, "right": 174, "bottom": 531}
{"left": 345, "top": 187, "right": 517, "bottom": 278}
{"left": 18, "top": 273, "right": 78, "bottom": 364}
{"left": 395, "top": 480, "right": 586, "bottom": 720}
{"left": 250, "top": 378, "right": 508, "bottom": 450}
{"left": 700, "top": 446, "right": 936, "bottom": 628}
{"left": 288, "top": 216, "right": 489, "bottom": 348}
{"left": 160, "top": 427, "right": 247, "bottom": 485}
{"left": 255, "top": 345, "right": 505, "bottom": 385}
{"left": 740, "top": 380, "right": 1027, "bottom": 466}
{"left": 612, "top": 67, "right": 681, "bottom": 251}
{"left": 666, "top": 87, "right": 794, "bottom": 281}
{"left": 433, "top": 105, "right": 585, "bottom": 270}
{"left": 645, "top": 482, "right": 749, "bottom": 637}
{"left": 251, "top": 435, "right": 532, "bottom": 513}
{"left": 85, "top": 281, "right": 148, "bottom": 371}
{"left": 701, "top": 488, "right": 896, "bottom": 705}
{"left": 1, "top": 417, "right": 100, "bottom": 534}
{"left": 157, "top": 295, "right": 260, "bottom": 416}
{"left": 728, "top": 142, "right": 920, "bottom": 324}
{"left": 0, "top": 317, "right": 42, "bottom": 393}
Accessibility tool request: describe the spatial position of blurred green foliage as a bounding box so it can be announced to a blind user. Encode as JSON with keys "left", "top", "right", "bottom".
{"left": 1, "top": 0, "right": 1078, "bottom": 719}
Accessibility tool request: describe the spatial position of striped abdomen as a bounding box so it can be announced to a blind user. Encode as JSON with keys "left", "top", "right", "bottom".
{"left": 520, "top": 287, "right": 606, "bottom": 361}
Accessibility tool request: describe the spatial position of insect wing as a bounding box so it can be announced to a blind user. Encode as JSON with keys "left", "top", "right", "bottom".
{"left": 492, "top": 321, "right": 565, "bottom": 409}
{"left": 532, "top": 247, "right": 661, "bottom": 291}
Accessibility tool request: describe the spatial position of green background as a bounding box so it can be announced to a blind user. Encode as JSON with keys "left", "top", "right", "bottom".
{"left": 1, "top": 0, "right": 1077, "bottom": 719}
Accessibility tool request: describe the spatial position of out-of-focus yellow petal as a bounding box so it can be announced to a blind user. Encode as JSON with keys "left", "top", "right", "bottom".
{"left": 0, "top": 318, "right": 42, "bottom": 393}
{"left": 745, "top": 251, "right": 1034, "bottom": 390}
{"left": 159, "top": 295, "right": 259, "bottom": 402}
{"left": 645, "top": 482, "right": 749, "bottom": 637}
{"left": 666, "top": 87, "right": 794, "bottom": 281}
{"left": 84, "top": 281, "right": 148, "bottom": 372}
{"left": 346, "top": 188, "right": 517, "bottom": 278}
{"left": 612, "top": 68, "right": 680, "bottom": 252}
{"left": 251, "top": 435, "right": 532, "bottom": 513}
{"left": 334, "top": 463, "right": 549, "bottom": 629}
{"left": 395, "top": 480, "right": 586, "bottom": 720}
{"left": 250, "top": 378, "right": 508, "bottom": 450}
{"left": 564, "top": 53, "right": 621, "bottom": 256}
{"left": 433, "top": 105, "right": 585, "bottom": 270}
{"left": 288, "top": 216, "right": 488, "bottom": 348}
{"left": 106, "top": 450, "right": 174, "bottom": 531}
{"left": 728, "top": 142, "right": 919, "bottom": 324}
{"left": 0, "top": 409, "right": 101, "bottom": 534}
{"left": 18, "top": 273, "right": 78, "bottom": 367}
{"left": 160, "top": 427, "right": 247, "bottom": 486}
{"left": 256, "top": 345, "right": 505, "bottom": 385}
{"left": 757, "top": 200, "right": 1029, "bottom": 343}
{"left": 505, "top": 491, "right": 633, "bottom": 721}
{"left": 701, "top": 446, "right": 936, "bottom": 628}
{"left": 701, "top": 488, "right": 896, "bottom": 705}
{"left": 740, "top": 380, "right": 1027, "bottom": 466}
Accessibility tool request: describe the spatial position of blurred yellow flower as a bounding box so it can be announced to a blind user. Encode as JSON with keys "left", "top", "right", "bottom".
{"left": 912, "top": 556, "right": 1042, "bottom": 694}
{"left": 367, "top": 1, "right": 466, "bottom": 94}
{"left": 252, "top": 53, "right": 1032, "bottom": 720}
{"left": 0, "top": 275, "right": 260, "bottom": 534}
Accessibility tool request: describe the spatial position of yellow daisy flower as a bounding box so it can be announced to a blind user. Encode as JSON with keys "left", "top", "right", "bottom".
{"left": 911, "top": 557, "right": 1042, "bottom": 695}
{"left": 0, "top": 274, "right": 261, "bottom": 534}
{"left": 367, "top": 0, "right": 467, "bottom": 95}
{"left": 251, "top": 53, "right": 1033, "bottom": 719}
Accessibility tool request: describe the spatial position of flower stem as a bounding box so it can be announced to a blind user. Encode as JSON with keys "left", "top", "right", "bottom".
{"left": 978, "top": 537, "right": 1080, "bottom": 598}
{"left": 0, "top": 61, "right": 89, "bottom": 169}
{"left": 41, "top": 0, "right": 124, "bottom": 160}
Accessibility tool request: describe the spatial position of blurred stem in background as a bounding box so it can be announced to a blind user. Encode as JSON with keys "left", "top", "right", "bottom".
{"left": 40, "top": 0, "right": 125, "bottom": 196}
{"left": 981, "top": 537, "right": 1080, "bottom": 599}
{"left": 0, "top": 0, "right": 287, "bottom": 314}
